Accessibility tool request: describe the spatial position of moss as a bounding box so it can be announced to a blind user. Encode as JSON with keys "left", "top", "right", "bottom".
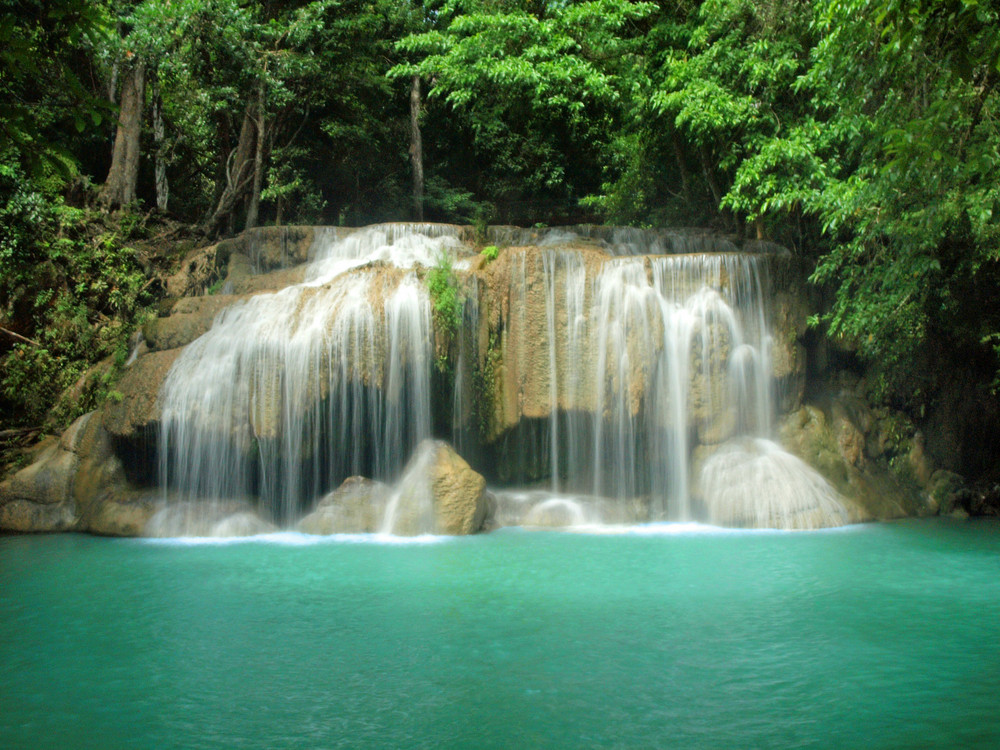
{"left": 472, "top": 330, "right": 502, "bottom": 439}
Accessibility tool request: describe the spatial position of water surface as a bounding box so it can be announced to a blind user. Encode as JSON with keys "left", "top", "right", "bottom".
{"left": 2, "top": 519, "right": 999, "bottom": 748}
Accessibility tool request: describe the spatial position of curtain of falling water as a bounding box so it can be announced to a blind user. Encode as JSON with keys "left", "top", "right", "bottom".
{"left": 158, "top": 225, "right": 459, "bottom": 525}
{"left": 514, "top": 250, "right": 775, "bottom": 520}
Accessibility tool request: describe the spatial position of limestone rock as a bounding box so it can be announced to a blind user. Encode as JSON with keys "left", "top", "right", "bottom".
{"left": 0, "top": 499, "right": 78, "bottom": 533}
{"left": 1, "top": 442, "right": 77, "bottom": 507}
{"left": 143, "top": 295, "right": 244, "bottom": 351}
{"left": 298, "top": 476, "right": 391, "bottom": 534}
{"left": 383, "top": 440, "right": 487, "bottom": 535}
{"left": 778, "top": 406, "right": 930, "bottom": 521}
{"left": 103, "top": 348, "right": 181, "bottom": 438}
{"left": 0, "top": 411, "right": 140, "bottom": 534}
{"left": 927, "top": 470, "right": 966, "bottom": 515}
{"left": 86, "top": 491, "right": 159, "bottom": 536}
{"left": 0, "top": 415, "right": 89, "bottom": 532}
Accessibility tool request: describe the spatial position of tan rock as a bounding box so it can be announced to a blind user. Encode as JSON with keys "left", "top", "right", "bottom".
{"left": 103, "top": 348, "right": 182, "bottom": 437}
{"left": 143, "top": 295, "right": 244, "bottom": 351}
{"left": 298, "top": 476, "right": 390, "bottom": 534}
{"left": 86, "top": 491, "right": 159, "bottom": 536}
{"left": 383, "top": 440, "right": 487, "bottom": 535}
{"left": 0, "top": 499, "right": 78, "bottom": 532}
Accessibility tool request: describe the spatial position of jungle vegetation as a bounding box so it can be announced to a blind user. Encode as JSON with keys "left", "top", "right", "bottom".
{"left": 1, "top": 0, "right": 998, "bottom": 451}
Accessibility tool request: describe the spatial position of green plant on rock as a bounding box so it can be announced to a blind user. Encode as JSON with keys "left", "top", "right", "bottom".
{"left": 481, "top": 245, "right": 498, "bottom": 263}
{"left": 426, "top": 252, "right": 462, "bottom": 336}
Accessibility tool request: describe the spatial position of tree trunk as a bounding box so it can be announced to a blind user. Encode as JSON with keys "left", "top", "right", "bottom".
{"left": 671, "top": 133, "right": 692, "bottom": 204}
{"left": 409, "top": 75, "right": 424, "bottom": 222}
{"left": 100, "top": 61, "right": 146, "bottom": 210}
{"left": 698, "top": 145, "right": 723, "bottom": 210}
{"left": 206, "top": 104, "right": 256, "bottom": 235}
{"left": 151, "top": 74, "right": 168, "bottom": 212}
{"left": 244, "top": 83, "right": 266, "bottom": 231}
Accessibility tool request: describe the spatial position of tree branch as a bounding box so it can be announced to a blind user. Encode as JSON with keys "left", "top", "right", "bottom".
{"left": 0, "top": 327, "right": 40, "bottom": 347}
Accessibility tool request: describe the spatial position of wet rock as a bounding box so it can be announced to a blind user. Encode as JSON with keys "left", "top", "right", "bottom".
{"left": 832, "top": 400, "right": 866, "bottom": 469}
{"left": 298, "top": 476, "right": 391, "bottom": 534}
{"left": 927, "top": 470, "right": 966, "bottom": 515}
{"left": 103, "top": 348, "right": 182, "bottom": 438}
{"left": 383, "top": 440, "right": 488, "bottom": 535}
{"left": 0, "top": 499, "right": 78, "bottom": 533}
{"left": 86, "top": 491, "right": 159, "bottom": 536}
{"left": 143, "top": 295, "right": 245, "bottom": 351}
{"left": 0, "top": 415, "right": 96, "bottom": 532}
{"left": 0, "top": 411, "right": 150, "bottom": 534}
{"left": 778, "top": 406, "right": 931, "bottom": 521}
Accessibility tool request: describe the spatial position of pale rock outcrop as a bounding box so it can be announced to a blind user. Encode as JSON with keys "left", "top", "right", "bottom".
{"left": 778, "top": 402, "right": 934, "bottom": 521}
{"left": 382, "top": 440, "right": 488, "bottom": 535}
{"left": 103, "top": 348, "right": 181, "bottom": 438}
{"left": 298, "top": 476, "right": 391, "bottom": 534}
{"left": 0, "top": 411, "right": 157, "bottom": 535}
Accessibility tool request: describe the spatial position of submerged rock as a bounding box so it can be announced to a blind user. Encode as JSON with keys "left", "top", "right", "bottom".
{"left": 382, "top": 440, "right": 488, "bottom": 535}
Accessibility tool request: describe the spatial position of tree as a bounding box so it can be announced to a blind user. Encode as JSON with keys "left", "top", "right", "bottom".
{"left": 392, "top": 0, "right": 656, "bottom": 222}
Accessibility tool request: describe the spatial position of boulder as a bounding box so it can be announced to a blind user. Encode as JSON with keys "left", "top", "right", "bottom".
{"left": 0, "top": 411, "right": 147, "bottom": 534}
{"left": 382, "top": 440, "right": 488, "bottom": 535}
{"left": 0, "top": 416, "right": 90, "bottom": 532}
{"left": 927, "top": 470, "right": 966, "bottom": 515}
{"left": 298, "top": 476, "right": 391, "bottom": 534}
{"left": 86, "top": 491, "right": 159, "bottom": 536}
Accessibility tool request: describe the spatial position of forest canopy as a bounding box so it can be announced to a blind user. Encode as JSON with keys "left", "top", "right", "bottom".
{"left": 1, "top": 0, "right": 998, "bottom": 430}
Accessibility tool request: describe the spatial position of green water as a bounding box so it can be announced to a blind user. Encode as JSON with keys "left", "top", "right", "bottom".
{"left": 2, "top": 520, "right": 999, "bottom": 749}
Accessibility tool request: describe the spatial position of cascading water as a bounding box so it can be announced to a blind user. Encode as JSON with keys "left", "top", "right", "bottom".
{"left": 157, "top": 225, "right": 462, "bottom": 528}
{"left": 153, "top": 222, "right": 848, "bottom": 534}
{"left": 468, "top": 236, "right": 848, "bottom": 529}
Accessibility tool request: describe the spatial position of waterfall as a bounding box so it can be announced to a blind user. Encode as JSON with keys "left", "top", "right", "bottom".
{"left": 157, "top": 225, "right": 459, "bottom": 526}
{"left": 154, "top": 222, "right": 847, "bottom": 532}
{"left": 491, "top": 241, "right": 847, "bottom": 527}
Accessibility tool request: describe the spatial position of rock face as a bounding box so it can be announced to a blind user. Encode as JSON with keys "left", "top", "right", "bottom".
{"left": 2, "top": 223, "right": 952, "bottom": 537}
{"left": 382, "top": 440, "right": 488, "bottom": 536}
{"left": 298, "top": 477, "right": 391, "bottom": 534}
{"left": 777, "top": 398, "right": 935, "bottom": 521}
{"left": 102, "top": 348, "right": 181, "bottom": 439}
{"left": 0, "top": 411, "right": 158, "bottom": 535}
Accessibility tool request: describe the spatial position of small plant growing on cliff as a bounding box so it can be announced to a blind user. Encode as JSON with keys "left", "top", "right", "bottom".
{"left": 426, "top": 252, "right": 462, "bottom": 336}
{"left": 481, "top": 245, "right": 498, "bottom": 263}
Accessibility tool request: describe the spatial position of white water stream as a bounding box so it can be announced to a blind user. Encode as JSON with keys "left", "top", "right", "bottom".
{"left": 156, "top": 223, "right": 847, "bottom": 532}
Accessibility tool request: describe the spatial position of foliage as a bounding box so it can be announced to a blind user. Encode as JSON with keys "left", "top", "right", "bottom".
{"left": 392, "top": 0, "right": 655, "bottom": 221}
{"left": 0, "top": 158, "right": 154, "bottom": 428}
{"left": 0, "top": 0, "right": 109, "bottom": 177}
{"left": 480, "top": 245, "right": 499, "bottom": 262}
{"left": 2, "top": 0, "right": 1000, "bottom": 432}
{"left": 425, "top": 251, "right": 462, "bottom": 337}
